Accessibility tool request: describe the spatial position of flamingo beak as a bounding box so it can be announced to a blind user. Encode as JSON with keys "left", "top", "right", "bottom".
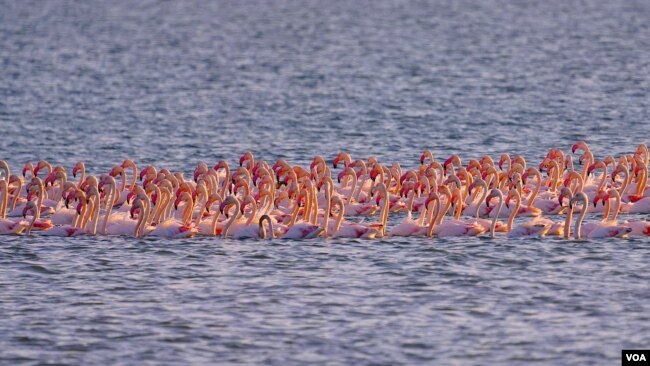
{"left": 420, "top": 154, "right": 425, "bottom": 165}
{"left": 126, "top": 191, "right": 135, "bottom": 204}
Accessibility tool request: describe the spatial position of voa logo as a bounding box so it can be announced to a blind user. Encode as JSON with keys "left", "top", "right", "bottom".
{"left": 626, "top": 353, "right": 647, "bottom": 362}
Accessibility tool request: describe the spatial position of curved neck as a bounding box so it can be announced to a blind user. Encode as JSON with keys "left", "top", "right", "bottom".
{"left": 259, "top": 215, "right": 273, "bottom": 239}
{"left": 182, "top": 195, "right": 195, "bottom": 226}
{"left": 618, "top": 169, "right": 629, "bottom": 197}
{"left": 506, "top": 196, "right": 521, "bottom": 231}
{"left": 333, "top": 199, "right": 345, "bottom": 234}
{"left": 490, "top": 193, "right": 503, "bottom": 238}
{"left": 10, "top": 179, "right": 22, "bottom": 211}
{"left": 527, "top": 172, "right": 541, "bottom": 207}
{"left": 426, "top": 198, "right": 440, "bottom": 237}
{"left": 636, "top": 167, "right": 648, "bottom": 196}
{"left": 88, "top": 193, "right": 100, "bottom": 235}
{"left": 437, "top": 192, "right": 452, "bottom": 225}
{"left": 118, "top": 169, "right": 127, "bottom": 192}
{"left": 27, "top": 204, "right": 40, "bottom": 235}
{"left": 127, "top": 163, "right": 138, "bottom": 190}
{"left": 476, "top": 183, "right": 487, "bottom": 218}
{"left": 563, "top": 205, "right": 573, "bottom": 239}
{"left": 244, "top": 199, "right": 257, "bottom": 225}
{"left": 610, "top": 190, "right": 622, "bottom": 222}
{"left": 77, "top": 167, "right": 86, "bottom": 189}
{"left": 134, "top": 207, "right": 146, "bottom": 238}
{"left": 101, "top": 183, "right": 116, "bottom": 234}
{"left": 0, "top": 181, "right": 7, "bottom": 219}
{"left": 573, "top": 203, "right": 587, "bottom": 239}
{"left": 347, "top": 172, "right": 357, "bottom": 203}
{"left": 222, "top": 200, "right": 240, "bottom": 238}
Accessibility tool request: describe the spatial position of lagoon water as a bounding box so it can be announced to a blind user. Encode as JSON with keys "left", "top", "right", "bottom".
{"left": 1, "top": 0, "right": 649, "bottom": 364}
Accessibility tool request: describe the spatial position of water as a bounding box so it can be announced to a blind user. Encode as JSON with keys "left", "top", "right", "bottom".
{"left": 0, "top": 0, "right": 649, "bottom": 364}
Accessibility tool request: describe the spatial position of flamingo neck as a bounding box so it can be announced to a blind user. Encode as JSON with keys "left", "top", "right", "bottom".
{"left": 506, "top": 196, "right": 521, "bottom": 232}
{"left": 527, "top": 173, "right": 541, "bottom": 207}
{"left": 222, "top": 200, "right": 240, "bottom": 238}
{"left": 491, "top": 193, "right": 503, "bottom": 238}
{"left": 426, "top": 198, "right": 440, "bottom": 237}
{"left": 618, "top": 169, "right": 629, "bottom": 197}
{"left": 27, "top": 204, "right": 40, "bottom": 235}
{"left": 611, "top": 191, "right": 621, "bottom": 222}
{"left": 0, "top": 181, "right": 7, "bottom": 219}
{"left": 563, "top": 205, "right": 573, "bottom": 239}
{"left": 10, "top": 179, "right": 22, "bottom": 211}
{"left": 574, "top": 203, "right": 587, "bottom": 239}
{"left": 101, "top": 184, "right": 116, "bottom": 234}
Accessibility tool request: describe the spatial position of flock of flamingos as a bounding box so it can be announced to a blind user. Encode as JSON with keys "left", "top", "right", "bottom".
{"left": 0, "top": 141, "right": 648, "bottom": 239}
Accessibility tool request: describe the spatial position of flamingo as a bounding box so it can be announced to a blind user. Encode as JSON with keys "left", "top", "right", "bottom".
{"left": 0, "top": 180, "right": 27, "bottom": 235}
{"left": 569, "top": 192, "right": 631, "bottom": 239}
{"left": 23, "top": 200, "right": 85, "bottom": 237}
{"left": 504, "top": 189, "right": 551, "bottom": 238}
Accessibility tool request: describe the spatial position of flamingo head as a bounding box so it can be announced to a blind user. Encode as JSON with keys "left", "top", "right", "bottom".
{"left": 498, "top": 154, "right": 509, "bottom": 170}
{"left": 22, "top": 162, "right": 33, "bottom": 177}
{"left": 485, "top": 189, "right": 501, "bottom": 208}
{"left": 43, "top": 172, "right": 57, "bottom": 187}
{"left": 219, "top": 197, "right": 237, "bottom": 217}
{"left": 108, "top": 166, "right": 120, "bottom": 178}
{"left": 129, "top": 201, "right": 141, "bottom": 219}
{"left": 240, "top": 200, "right": 249, "bottom": 214}
{"left": 239, "top": 151, "right": 254, "bottom": 168}
{"left": 571, "top": 141, "right": 589, "bottom": 154}
{"left": 592, "top": 191, "right": 604, "bottom": 207}
{"left": 336, "top": 169, "right": 348, "bottom": 184}
{"left": 22, "top": 201, "right": 37, "bottom": 218}
{"left": 72, "top": 162, "right": 84, "bottom": 178}
{"left": 174, "top": 194, "right": 184, "bottom": 210}
{"left": 332, "top": 154, "right": 341, "bottom": 169}
{"left": 213, "top": 160, "right": 228, "bottom": 172}
{"left": 369, "top": 166, "right": 380, "bottom": 180}
{"left": 419, "top": 152, "right": 427, "bottom": 166}
{"left": 557, "top": 187, "right": 572, "bottom": 207}
{"left": 76, "top": 201, "right": 85, "bottom": 215}
{"left": 64, "top": 189, "right": 75, "bottom": 208}
{"left": 126, "top": 191, "right": 136, "bottom": 204}
{"left": 443, "top": 156, "right": 454, "bottom": 170}
{"left": 612, "top": 165, "right": 625, "bottom": 182}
